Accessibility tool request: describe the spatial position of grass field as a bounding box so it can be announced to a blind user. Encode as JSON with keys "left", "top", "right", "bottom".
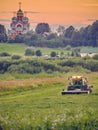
{"left": 0, "top": 72, "right": 98, "bottom": 129}
{"left": 0, "top": 43, "right": 70, "bottom": 56}
{"left": 0, "top": 43, "right": 98, "bottom": 57}
{"left": 0, "top": 43, "right": 98, "bottom": 129}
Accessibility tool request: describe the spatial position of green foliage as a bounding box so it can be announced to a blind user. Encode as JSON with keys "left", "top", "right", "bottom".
{"left": 71, "top": 48, "right": 81, "bottom": 57}
{"left": 1, "top": 20, "right": 98, "bottom": 47}
{"left": 59, "top": 58, "right": 98, "bottom": 71}
{"left": 8, "top": 62, "right": 42, "bottom": 74}
{"left": 50, "top": 51, "right": 57, "bottom": 57}
{"left": 65, "top": 45, "right": 72, "bottom": 50}
{"left": 0, "top": 24, "right": 7, "bottom": 42}
{"left": 0, "top": 52, "right": 10, "bottom": 57}
{"left": 35, "top": 50, "right": 42, "bottom": 56}
{"left": 92, "top": 54, "right": 98, "bottom": 60}
{"left": 0, "top": 57, "right": 98, "bottom": 75}
{"left": 0, "top": 61, "right": 11, "bottom": 73}
{"left": 25, "top": 48, "right": 35, "bottom": 56}
{"left": 11, "top": 55, "right": 21, "bottom": 60}
{"left": 35, "top": 23, "right": 50, "bottom": 34}
{"left": 14, "top": 35, "right": 24, "bottom": 43}
{"left": 64, "top": 25, "right": 75, "bottom": 38}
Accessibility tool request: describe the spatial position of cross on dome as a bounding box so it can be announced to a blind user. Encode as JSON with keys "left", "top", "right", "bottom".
{"left": 19, "top": 2, "right": 21, "bottom": 10}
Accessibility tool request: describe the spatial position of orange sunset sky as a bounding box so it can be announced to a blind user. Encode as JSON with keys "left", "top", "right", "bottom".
{"left": 0, "top": 0, "right": 98, "bottom": 29}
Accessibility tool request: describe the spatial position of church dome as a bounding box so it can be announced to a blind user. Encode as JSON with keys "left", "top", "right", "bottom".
{"left": 22, "top": 17, "right": 28, "bottom": 22}
{"left": 17, "top": 9, "right": 23, "bottom": 16}
{"left": 12, "top": 17, "right": 17, "bottom": 22}
{"left": 17, "top": 2, "right": 24, "bottom": 16}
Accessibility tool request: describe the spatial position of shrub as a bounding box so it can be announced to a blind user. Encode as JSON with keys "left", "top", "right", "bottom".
{"left": 35, "top": 50, "right": 42, "bottom": 56}
{"left": 50, "top": 51, "right": 57, "bottom": 57}
{"left": 0, "top": 52, "right": 10, "bottom": 57}
{"left": 65, "top": 45, "right": 72, "bottom": 50}
{"left": 92, "top": 54, "right": 98, "bottom": 60}
{"left": 25, "top": 48, "right": 35, "bottom": 56}
{"left": 11, "top": 55, "right": 21, "bottom": 60}
{"left": 8, "top": 63, "right": 42, "bottom": 74}
{"left": 0, "top": 61, "right": 11, "bottom": 73}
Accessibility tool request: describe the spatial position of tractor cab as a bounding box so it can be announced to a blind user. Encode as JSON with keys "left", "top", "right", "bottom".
{"left": 69, "top": 76, "right": 87, "bottom": 88}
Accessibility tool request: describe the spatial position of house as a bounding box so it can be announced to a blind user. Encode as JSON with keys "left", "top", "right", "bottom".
{"left": 80, "top": 47, "right": 98, "bottom": 57}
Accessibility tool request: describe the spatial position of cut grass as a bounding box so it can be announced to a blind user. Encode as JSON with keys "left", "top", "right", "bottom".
{"left": 0, "top": 72, "right": 98, "bottom": 129}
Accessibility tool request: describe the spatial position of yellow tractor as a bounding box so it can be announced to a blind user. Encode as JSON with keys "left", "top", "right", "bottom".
{"left": 62, "top": 76, "right": 93, "bottom": 95}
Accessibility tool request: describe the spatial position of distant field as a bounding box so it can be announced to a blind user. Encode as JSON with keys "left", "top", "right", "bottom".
{"left": 0, "top": 43, "right": 98, "bottom": 57}
{"left": 0, "top": 43, "right": 27, "bottom": 55}
{"left": 0, "top": 43, "right": 69, "bottom": 56}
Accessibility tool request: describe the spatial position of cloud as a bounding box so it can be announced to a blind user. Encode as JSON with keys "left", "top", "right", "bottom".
{"left": 87, "top": 19, "right": 96, "bottom": 21}
{"left": 0, "top": 19, "right": 10, "bottom": 22}
{"left": 81, "top": 3, "right": 98, "bottom": 7}
{"left": 0, "top": 11, "right": 13, "bottom": 14}
{"left": 24, "top": 11, "right": 41, "bottom": 14}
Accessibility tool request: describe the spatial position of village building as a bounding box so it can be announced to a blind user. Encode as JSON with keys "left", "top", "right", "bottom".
{"left": 9, "top": 2, "right": 30, "bottom": 39}
{"left": 80, "top": 48, "right": 98, "bottom": 57}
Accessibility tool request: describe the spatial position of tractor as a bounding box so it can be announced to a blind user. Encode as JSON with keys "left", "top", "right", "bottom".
{"left": 62, "top": 76, "right": 93, "bottom": 95}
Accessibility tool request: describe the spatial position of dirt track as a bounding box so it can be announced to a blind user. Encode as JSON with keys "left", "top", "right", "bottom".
{"left": 0, "top": 77, "right": 66, "bottom": 89}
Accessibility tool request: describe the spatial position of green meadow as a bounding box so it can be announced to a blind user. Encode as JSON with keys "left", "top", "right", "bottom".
{"left": 0, "top": 43, "right": 70, "bottom": 56}
{"left": 0, "top": 43, "right": 98, "bottom": 129}
{"left": 0, "top": 72, "right": 98, "bottom": 130}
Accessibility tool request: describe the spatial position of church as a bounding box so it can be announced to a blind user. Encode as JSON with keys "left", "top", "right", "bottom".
{"left": 9, "top": 3, "right": 30, "bottom": 39}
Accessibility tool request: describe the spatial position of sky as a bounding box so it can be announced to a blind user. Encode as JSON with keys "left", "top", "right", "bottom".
{"left": 0, "top": 0, "right": 98, "bottom": 30}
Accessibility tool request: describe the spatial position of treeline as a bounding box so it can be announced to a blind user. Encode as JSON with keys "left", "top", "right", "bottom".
{"left": 0, "top": 20, "right": 98, "bottom": 47}
{"left": 0, "top": 24, "right": 8, "bottom": 42}
{"left": 0, "top": 58, "right": 98, "bottom": 74}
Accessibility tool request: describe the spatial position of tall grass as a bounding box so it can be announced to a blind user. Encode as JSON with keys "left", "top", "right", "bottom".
{"left": 0, "top": 108, "right": 97, "bottom": 130}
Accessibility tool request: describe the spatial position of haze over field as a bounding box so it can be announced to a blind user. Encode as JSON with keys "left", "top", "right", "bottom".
{"left": 0, "top": 0, "right": 98, "bottom": 30}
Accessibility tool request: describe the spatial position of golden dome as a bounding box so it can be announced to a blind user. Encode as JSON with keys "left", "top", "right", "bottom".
{"left": 17, "top": 2, "right": 23, "bottom": 16}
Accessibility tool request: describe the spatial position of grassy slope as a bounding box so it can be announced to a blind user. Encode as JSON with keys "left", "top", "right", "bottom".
{"left": 0, "top": 43, "right": 27, "bottom": 55}
{"left": 1, "top": 43, "right": 98, "bottom": 57}
{"left": 0, "top": 72, "right": 98, "bottom": 129}
{"left": 0, "top": 43, "right": 69, "bottom": 56}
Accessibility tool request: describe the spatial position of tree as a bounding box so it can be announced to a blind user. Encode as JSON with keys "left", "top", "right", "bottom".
{"left": 90, "top": 20, "right": 98, "bottom": 47}
{"left": 71, "top": 31, "right": 81, "bottom": 46}
{"left": 25, "top": 48, "right": 35, "bottom": 56}
{"left": 47, "top": 33, "right": 57, "bottom": 40}
{"left": 35, "top": 50, "right": 42, "bottom": 56}
{"left": 92, "top": 54, "right": 98, "bottom": 60}
{"left": 50, "top": 51, "right": 57, "bottom": 57}
{"left": 65, "top": 45, "right": 72, "bottom": 50}
{"left": 35, "top": 23, "right": 50, "bottom": 34}
{"left": 64, "top": 26, "right": 75, "bottom": 38}
{"left": 0, "top": 24, "right": 5, "bottom": 33}
{"left": 0, "top": 24, "right": 7, "bottom": 42}
{"left": 57, "top": 25, "right": 65, "bottom": 36}
{"left": 14, "top": 35, "right": 24, "bottom": 43}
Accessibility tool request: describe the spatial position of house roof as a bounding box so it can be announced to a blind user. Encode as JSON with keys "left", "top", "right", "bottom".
{"left": 80, "top": 47, "right": 98, "bottom": 53}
